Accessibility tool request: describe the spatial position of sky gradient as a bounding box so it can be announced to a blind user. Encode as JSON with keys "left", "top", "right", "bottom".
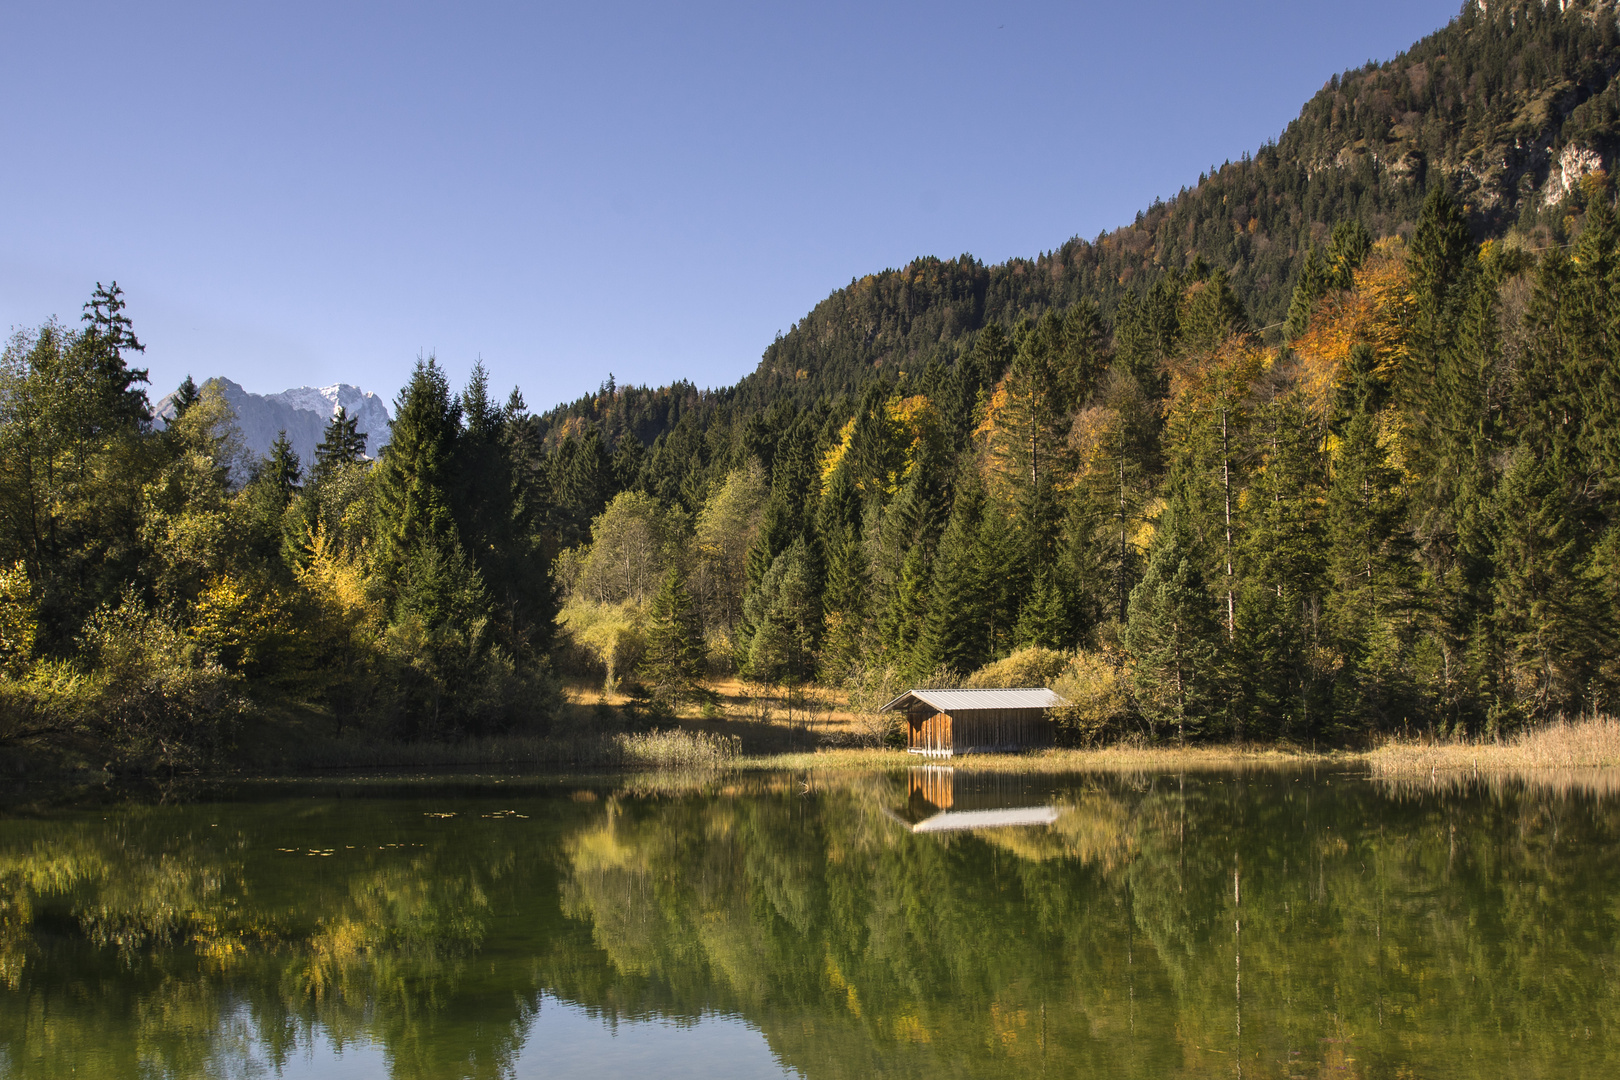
{"left": 2, "top": 0, "right": 1462, "bottom": 412}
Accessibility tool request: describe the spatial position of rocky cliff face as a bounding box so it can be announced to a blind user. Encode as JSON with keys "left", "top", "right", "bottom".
{"left": 155, "top": 379, "right": 392, "bottom": 471}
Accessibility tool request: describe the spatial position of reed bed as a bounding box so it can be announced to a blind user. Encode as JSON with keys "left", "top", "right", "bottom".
{"left": 614, "top": 729, "right": 741, "bottom": 769}
{"left": 1367, "top": 715, "right": 1620, "bottom": 775}
{"left": 1373, "top": 767, "right": 1620, "bottom": 800}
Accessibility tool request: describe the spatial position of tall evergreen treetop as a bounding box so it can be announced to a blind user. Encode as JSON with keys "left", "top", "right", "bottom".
{"left": 313, "top": 406, "right": 369, "bottom": 481}
{"left": 374, "top": 357, "right": 462, "bottom": 580}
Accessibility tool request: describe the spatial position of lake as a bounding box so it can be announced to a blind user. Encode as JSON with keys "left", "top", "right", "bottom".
{"left": 0, "top": 766, "right": 1616, "bottom": 1078}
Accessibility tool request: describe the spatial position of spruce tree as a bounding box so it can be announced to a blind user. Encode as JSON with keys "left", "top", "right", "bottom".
{"left": 313, "top": 406, "right": 369, "bottom": 483}
{"left": 263, "top": 430, "right": 303, "bottom": 503}
{"left": 916, "top": 478, "right": 989, "bottom": 674}
{"left": 1323, "top": 357, "right": 1414, "bottom": 732}
{"left": 1014, "top": 570, "right": 1070, "bottom": 650}
{"left": 169, "top": 375, "right": 200, "bottom": 422}
{"left": 1125, "top": 514, "right": 1219, "bottom": 743}
{"left": 78, "top": 281, "right": 150, "bottom": 427}
{"left": 817, "top": 463, "right": 868, "bottom": 680}
{"left": 374, "top": 358, "right": 462, "bottom": 584}
{"left": 879, "top": 542, "right": 930, "bottom": 675}
{"left": 640, "top": 565, "right": 707, "bottom": 707}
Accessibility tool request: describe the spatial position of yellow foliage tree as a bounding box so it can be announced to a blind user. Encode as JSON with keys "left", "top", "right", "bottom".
{"left": 0, "top": 562, "right": 37, "bottom": 676}
{"left": 1290, "top": 237, "right": 1413, "bottom": 421}
{"left": 189, "top": 573, "right": 307, "bottom": 678}
{"left": 293, "top": 524, "right": 386, "bottom": 726}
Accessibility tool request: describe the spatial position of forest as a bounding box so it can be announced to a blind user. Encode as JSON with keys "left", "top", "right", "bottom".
{"left": 3, "top": 1, "right": 1620, "bottom": 763}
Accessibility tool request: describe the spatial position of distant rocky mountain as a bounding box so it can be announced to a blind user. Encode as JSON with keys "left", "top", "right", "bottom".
{"left": 155, "top": 378, "right": 392, "bottom": 469}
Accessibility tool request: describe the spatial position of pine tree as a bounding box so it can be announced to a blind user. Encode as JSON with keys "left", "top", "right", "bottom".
{"left": 916, "top": 478, "right": 989, "bottom": 674}
{"left": 1126, "top": 514, "right": 1220, "bottom": 743}
{"left": 640, "top": 565, "right": 707, "bottom": 707}
{"left": 313, "top": 406, "right": 369, "bottom": 483}
{"left": 263, "top": 431, "right": 303, "bottom": 503}
{"left": 374, "top": 358, "right": 462, "bottom": 584}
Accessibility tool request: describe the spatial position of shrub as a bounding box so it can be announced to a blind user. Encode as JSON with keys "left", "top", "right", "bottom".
{"left": 965, "top": 646, "right": 1069, "bottom": 689}
{"left": 0, "top": 562, "right": 37, "bottom": 677}
{"left": 559, "top": 599, "right": 646, "bottom": 693}
{"left": 77, "top": 592, "right": 243, "bottom": 767}
{"left": 1050, "top": 650, "right": 1134, "bottom": 746}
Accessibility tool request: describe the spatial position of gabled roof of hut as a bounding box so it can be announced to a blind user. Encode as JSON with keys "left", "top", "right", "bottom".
{"left": 877, "top": 687, "right": 1068, "bottom": 713}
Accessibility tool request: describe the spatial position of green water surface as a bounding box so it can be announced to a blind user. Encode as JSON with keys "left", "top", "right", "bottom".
{"left": 0, "top": 767, "right": 1615, "bottom": 1079}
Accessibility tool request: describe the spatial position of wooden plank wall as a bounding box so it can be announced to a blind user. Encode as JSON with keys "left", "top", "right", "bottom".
{"left": 952, "top": 707, "right": 1053, "bottom": 753}
{"left": 907, "top": 707, "right": 1054, "bottom": 755}
{"left": 907, "top": 710, "right": 952, "bottom": 755}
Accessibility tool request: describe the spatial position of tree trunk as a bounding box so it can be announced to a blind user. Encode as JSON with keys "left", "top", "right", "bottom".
{"left": 1221, "top": 405, "right": 1234, "bottom": 639}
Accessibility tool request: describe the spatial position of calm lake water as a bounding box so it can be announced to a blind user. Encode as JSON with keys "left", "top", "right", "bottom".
{"left": 0, "top": 766, "right": 1616, "bottom": 1079}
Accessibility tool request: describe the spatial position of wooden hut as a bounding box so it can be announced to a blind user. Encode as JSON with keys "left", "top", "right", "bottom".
{"left": 879, "top": 688, "right": 1067, "bottom": 757}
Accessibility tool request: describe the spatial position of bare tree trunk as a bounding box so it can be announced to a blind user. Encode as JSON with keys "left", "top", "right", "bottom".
{"left": 1119, "top": 429, "right": 1129, "bottom": 623}
{"left": 1221, "top": 405, "right": 1234, "bottom": 640}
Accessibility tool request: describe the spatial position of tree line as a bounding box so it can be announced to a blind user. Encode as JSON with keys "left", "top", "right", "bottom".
{"left": 0, "top": 299, "right": 557, "bottom": 761}
{"left": 4, "top": 180, "right": 1619, "bottom": 757}
{"left": 555, "top": 183, "right": 1620, "bottom": 742}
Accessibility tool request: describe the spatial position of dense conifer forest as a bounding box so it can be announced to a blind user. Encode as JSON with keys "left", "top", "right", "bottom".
{"left": 5, "top": 0, "right": 1620, "bottom": 763}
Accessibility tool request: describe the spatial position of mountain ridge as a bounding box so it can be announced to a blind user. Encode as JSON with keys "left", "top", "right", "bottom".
{"left": 534, "top": 0, "right": 1620, "bottom": 439}
{"left": 155, "top": 378, "right": 393, "bottom": 470}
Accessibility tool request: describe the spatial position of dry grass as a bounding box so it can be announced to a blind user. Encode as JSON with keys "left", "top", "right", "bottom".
{"left": 737, "top": 742, "right": 1338, "bottom": 774}
{"left": 1367, "top": 715, "right": 1620, "bottom": 775}
{"left": 615, "top": 729, "right": 741, "bottom": 769}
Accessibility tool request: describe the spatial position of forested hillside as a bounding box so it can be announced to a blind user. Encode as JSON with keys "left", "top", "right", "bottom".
{"left": 538, "top": 0, "right": 1620, "bottom": 431}
{"left": 4, "top": 1, "right": 1620, "bottom": 764}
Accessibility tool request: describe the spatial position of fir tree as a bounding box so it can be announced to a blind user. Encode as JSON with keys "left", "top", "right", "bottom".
{"left": 313, "top": 406, "right": 369, "bottom": 482}
{"left": 374, "top": 357, "right": 462, "bottom": 585}
{"left": 640, "top": 565, "right": 707, "bottom": 707}
{"left": 262, "top": 430, "right": 303, "bottom": 503}
{"left": 916, "top": 478, "right": 989, "bottom": 674}
{"left": 1125, "top": 514, "right": 1219, "bottom": 743}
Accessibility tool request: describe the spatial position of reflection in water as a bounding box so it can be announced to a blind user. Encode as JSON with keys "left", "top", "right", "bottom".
{"left": 898, "top": 766, "right": 1063, "bottom": 831}
{"left": 1, "top": 771, "right": 1619, "bottom": 1078}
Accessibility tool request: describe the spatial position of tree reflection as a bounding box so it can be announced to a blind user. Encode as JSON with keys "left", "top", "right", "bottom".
{"left": 0, "top": 773, "right": 1618, "bottom": 1078}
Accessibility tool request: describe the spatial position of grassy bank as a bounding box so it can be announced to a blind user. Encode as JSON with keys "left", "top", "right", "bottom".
{"left": 13, "top": 678, "right": 1620, "bottom": 783}
{"left": 1366, "top": 715, "right": 1620, "bottom": 774}
{"left": 738, "top": 743, "right": 1344, "bottom": 773}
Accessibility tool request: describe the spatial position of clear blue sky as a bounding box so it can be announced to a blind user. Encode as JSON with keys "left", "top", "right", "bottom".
{"left": 2, "top": 0, "right": 1461, "bottom": 412}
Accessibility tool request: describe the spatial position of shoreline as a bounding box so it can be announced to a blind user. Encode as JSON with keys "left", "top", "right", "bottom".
{"left": 9, "top": 716, "right": 1620, "bottom": 783}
